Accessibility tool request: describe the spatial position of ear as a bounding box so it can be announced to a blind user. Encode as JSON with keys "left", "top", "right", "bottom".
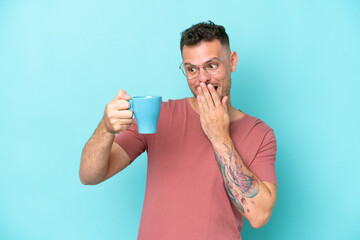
{"left": 230, "top": 51, "right": 238, "bottom": 72}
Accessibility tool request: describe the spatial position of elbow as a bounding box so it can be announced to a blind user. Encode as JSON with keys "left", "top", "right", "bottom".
{"left": 250, "top": 219, "right": 268, "bottom": 229}
{"left": 80, "top": 176, "right": 100, "bottom": 185}
{"left": 79, "top": 171, "right": 101, "bottom": 186}
{"left": 249, "top": 211, "right": 272, "bottom": 229}
{"left": 79, "top": 176, "right": 91, "bottom": 185}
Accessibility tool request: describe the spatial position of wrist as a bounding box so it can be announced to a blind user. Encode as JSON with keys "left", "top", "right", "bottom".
{"left": 99, "top": 119, "right": 116, "bottom": 137}
{"left": 210, "top": 134, "right": 233, "bottom": 150}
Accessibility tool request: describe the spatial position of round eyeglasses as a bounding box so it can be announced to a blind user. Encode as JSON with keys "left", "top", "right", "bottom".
{"left": 179, "top": 52, "right": 231, "bottom": 79}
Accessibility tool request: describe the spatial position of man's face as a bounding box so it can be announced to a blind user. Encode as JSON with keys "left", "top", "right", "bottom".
{"left": 181, "top": 39, "right": 237, "bottom": 100}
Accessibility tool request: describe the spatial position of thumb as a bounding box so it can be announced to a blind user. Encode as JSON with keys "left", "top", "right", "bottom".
{"left": 114, "top": 89, "right": 131, "bottom": 100}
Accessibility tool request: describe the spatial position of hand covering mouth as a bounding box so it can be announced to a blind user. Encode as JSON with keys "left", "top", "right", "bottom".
{"left": 196, "top": 84, "right": 218, "bottom": 92}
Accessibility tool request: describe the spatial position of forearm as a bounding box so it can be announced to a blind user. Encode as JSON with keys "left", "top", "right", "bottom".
{"left": 212, "top": 137, "right": 274, "bottom": 228}
{"left": 80, "top": 119, "right": 115, "bottom": 185}
{"left": 195, "top": 83, "right": 276, "bottom": 227}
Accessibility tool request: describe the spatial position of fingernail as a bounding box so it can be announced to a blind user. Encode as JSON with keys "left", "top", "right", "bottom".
{"left": 197, "top": 87, "right": 201, "bottom": 91}
{"left": 200, "top": 82, "right": 205, "bottom": 87}
{"left": 208, "top": 84, "right": 213, "bottom": 89}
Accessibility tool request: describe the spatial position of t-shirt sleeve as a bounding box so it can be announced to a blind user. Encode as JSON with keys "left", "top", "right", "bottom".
{"left": 114, "top": 119, "right": 147, "bottom": 163}
{"left": 248, "top": 129, "right": 277, "bottom": 187}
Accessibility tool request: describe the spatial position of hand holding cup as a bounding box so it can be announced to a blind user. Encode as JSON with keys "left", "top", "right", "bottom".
{"left": 102, "top": 89, "right": 133, "bottom": 134}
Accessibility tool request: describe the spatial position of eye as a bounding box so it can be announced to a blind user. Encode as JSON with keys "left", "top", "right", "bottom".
{"left": 208, "top": 62, "right": 219, "bottom": 69}
{"left": 187, "top": 66, "right": 197, "bottom": 73}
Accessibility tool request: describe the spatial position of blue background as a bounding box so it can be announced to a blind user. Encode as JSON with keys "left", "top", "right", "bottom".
{"left": 1, "top": 0, "right": 359, "bottom": 239}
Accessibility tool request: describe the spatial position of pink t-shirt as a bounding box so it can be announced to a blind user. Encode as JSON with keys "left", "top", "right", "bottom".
{"left": 114, "top": 98, "right": 277, "bottom": 240}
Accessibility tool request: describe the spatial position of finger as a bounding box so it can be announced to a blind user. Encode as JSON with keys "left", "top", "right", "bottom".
{"left": 107, "top": 108, "right": 133, "bottom": 121}
{"left": 118, "top": 118, "right": 133, "bottom": 125}
{"left": 113, "top": 99, "right": 131, "bottom": 110}
{"left": 112, "top": 110, "right": 133, "bottom": 119}
{"left": 197, "top": 86, "right": 209, "bottom": 111}
{"left": 114, "top": 89, "right": 131, "bottom": 101}
{"left": 207, "top": 84, "right": 221, "bottom": 108}
{"left": 197, "top": 94, "right": 205, "bottom": 115}
{"left": 222, "top": 96, "right": 229, "bottom": 112}
{"left": 121, "top": 109, "right": 133, "bottom": 119}
{"left": 200, "top": 82, "right": 215, "bottom": 109}
{"left": 196, "top": 87, "right": 206, "bottom": 114}
{"left": 111, "top": 118, "right": 133, "bottom": 125}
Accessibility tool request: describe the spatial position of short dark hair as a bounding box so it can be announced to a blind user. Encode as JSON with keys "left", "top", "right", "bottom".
{"left": 180, "top": 21, "right": 230, "bottom": 52}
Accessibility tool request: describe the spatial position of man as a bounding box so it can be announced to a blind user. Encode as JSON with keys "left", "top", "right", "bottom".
{"left": 80, "top": 21, "right": 277, "bottom": 239}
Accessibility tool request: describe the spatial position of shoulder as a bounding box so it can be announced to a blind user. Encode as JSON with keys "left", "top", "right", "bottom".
{"left": 231, "top": 113, "right": 276, "bottom": 149}
{"left": 240, "top": 113, "right": 274, "bottom": 134}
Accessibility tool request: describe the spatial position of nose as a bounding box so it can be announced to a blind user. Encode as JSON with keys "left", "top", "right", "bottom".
{"left": 198, "top": 67, "right": 211, "bottom": 83}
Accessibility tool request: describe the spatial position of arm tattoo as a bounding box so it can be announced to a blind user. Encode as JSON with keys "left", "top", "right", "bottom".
{"left": 215, "top": 144, "right": 259, "bottom": 213}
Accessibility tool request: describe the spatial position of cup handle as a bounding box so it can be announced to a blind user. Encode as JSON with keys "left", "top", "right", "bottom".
{"left": 128, "top": 99, "right": 134, "bottom": 118}
{"left": 128, "top": 99, "right": 133, "bottom": 111}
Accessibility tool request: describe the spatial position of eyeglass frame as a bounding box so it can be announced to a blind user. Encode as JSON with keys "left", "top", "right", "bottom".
{"left": 179, "top": 52, "right": 232, "bottom": 79}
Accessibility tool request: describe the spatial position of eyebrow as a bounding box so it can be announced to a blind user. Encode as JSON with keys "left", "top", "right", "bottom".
{"left": 183, "top": 57, "right": 221, "bottom": 66}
